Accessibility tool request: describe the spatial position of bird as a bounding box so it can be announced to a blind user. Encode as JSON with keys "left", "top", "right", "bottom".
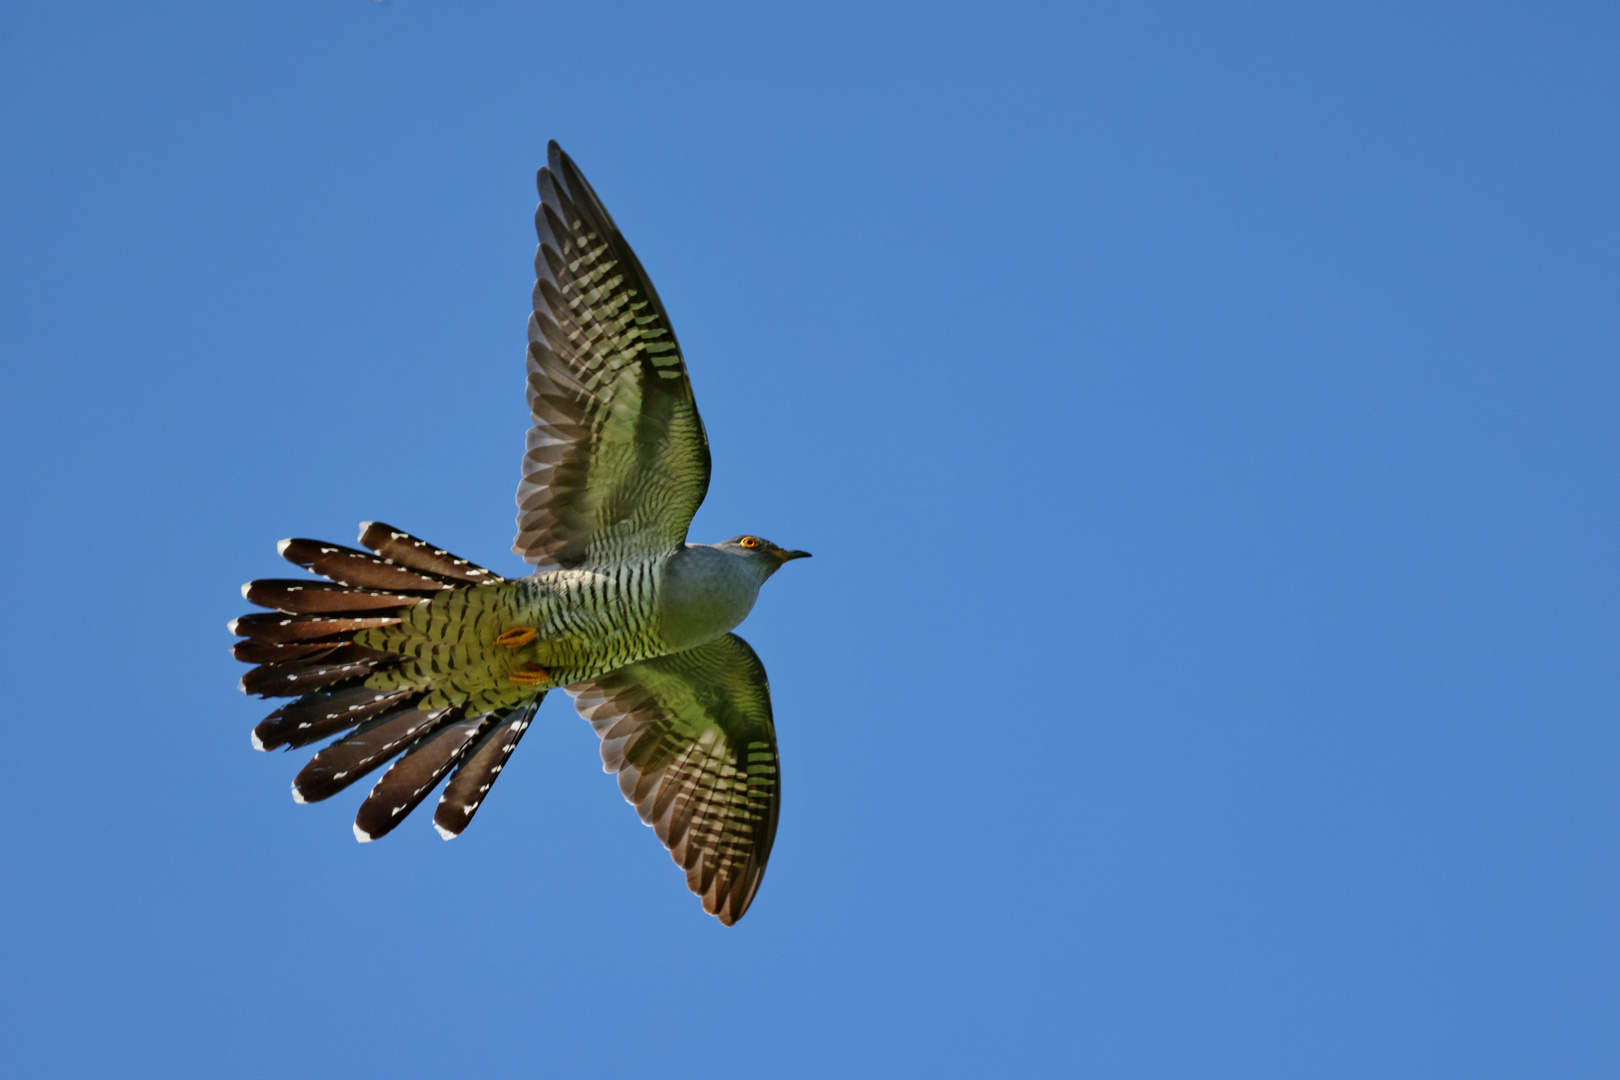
{"left": 230, "top": 141, "right": 810, "bottom": 925}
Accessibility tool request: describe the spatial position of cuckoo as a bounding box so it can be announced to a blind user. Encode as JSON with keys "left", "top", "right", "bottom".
{"left": 230, "top": 142, "right": 809, "bottom": 925}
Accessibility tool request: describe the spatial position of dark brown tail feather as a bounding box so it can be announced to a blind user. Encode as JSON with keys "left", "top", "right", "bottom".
{"left": 434, "top": 698, "right": 542, "bottom": 838}
{"left": 232, "top": 640, "right": 384, "bottom": 665}
{"left": 238, "top": 647, "right": 392, "bottom": 698}
{"left": 252, "top": 687, "right": 419, "bottom": 752}
{"left": 228, "top": 612, "right": 403, "bottom": 644}
{"left": 293, "top": 705, "right": 457, "bottom": 803}
{"left": 357, "top": 522, "right": 504, "bottom": 585}
{"left": 240, "top": 579, "right": 428, "bottom": 614}
{"left": 277, "top": 538, "right": 457, "bottom": 593}
{"left": 353, "top": 714, "right": 495, "bottom": 841}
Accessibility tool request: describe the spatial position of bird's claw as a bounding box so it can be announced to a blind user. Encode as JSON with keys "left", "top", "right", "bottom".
{"left": 507, "top": 663, "right": 550, "bottom": 686}
{"left": 495, "top": 627, "right": 538, "bottom": 648}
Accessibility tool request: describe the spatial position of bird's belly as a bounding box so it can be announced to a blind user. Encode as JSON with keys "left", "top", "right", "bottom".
{"left": 518, "top": 570, "right": 669, "bottom": 681}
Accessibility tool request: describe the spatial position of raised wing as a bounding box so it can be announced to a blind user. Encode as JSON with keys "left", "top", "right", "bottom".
{"left": 516, "top": 142, "right": 711, "bottom": 571}
{"left": 567, "top": 634, "right": 781, "bottom": 925}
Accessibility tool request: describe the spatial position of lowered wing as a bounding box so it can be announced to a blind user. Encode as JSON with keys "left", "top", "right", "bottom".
{"left": 567, "top": 633, "right": 781, "bottom": 925}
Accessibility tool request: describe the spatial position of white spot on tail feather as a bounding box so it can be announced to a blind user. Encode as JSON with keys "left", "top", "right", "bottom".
{"left": 291, "top": 782, "right": 307, "bottom": 804}
{"left": 434, "top": 822, "right": 458, "bottom": 841}
{"left": 276, "top": 539, "right": 292, "bottom": 556}
{"left": 250, "top": 729, "right": 267, "bottom": 751}
{"left": 227, "top": 619, "right": 240, "bottom": 634}
{"left": 240, "top": 583, "right": 252, "bottom": 598}
{"left": 353, "top": 822, "right": 374, "bottom": 843}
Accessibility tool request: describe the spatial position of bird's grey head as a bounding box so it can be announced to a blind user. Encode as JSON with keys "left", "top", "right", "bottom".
{"left": 713, "top": 535, "right": 812, "bottom": 579}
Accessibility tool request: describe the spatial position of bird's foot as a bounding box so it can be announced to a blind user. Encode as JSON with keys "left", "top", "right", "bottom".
{"left": 507, "top": 663, "right": 550, "bottom": 686}
{"left": 495, "top": 627, "right": 538, "bottom": 648}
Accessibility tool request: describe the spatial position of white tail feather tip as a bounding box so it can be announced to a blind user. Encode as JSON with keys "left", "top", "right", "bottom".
{"left": 276, "top": 538, "right": 292, "bottom": 556}
{"left": 434, "top": 822, "right": 458, "bottom": 841}
{"left": 353, "top": 823, "right": 374, "bottom": 843}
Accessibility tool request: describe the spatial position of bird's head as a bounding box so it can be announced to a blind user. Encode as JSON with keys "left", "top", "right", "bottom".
{"left": 717, "top": 535, "right": 812, "bottom": 577}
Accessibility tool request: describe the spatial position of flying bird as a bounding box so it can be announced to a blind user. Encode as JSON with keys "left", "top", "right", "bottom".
{"left": 231, "top": 142, "right": 809, "bottom": 925}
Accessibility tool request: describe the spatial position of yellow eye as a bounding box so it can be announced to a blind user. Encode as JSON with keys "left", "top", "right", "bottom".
{"left": 740, "top": 536, "right": 760, "bottom": 549}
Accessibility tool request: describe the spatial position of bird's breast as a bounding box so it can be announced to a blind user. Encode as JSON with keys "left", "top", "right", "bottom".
{"left": 654, "top": 546, "right": 763, "bottom": 653}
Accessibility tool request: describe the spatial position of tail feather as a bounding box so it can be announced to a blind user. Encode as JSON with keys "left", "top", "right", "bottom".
{"left": 229, "top": 612, "right": 402, "bottom": 644}
{"left": 278, "top": 538, "right": 458, "bottom": 593}
{"left": 233, "top": 640, "right": 342, "bottom": 665}
{"left": 241, "top": 579, "right": 427, "bottom": 615}
{"left": 358, "top": 522, "right": 505, "bottom": 585}
{"left": 434, "top": 698, "right": 542, "bottom": 839}
{"left": 253, "top": 687, "right": 418, "bottom": 752}
{"left": 353, "top": 713, "right": 494, "bottom": 841}
{"left": 232, "top": 640, "right": 384, "bottom": 665}
{"left": 293, "top": 705, "right": 456, "bottom": 803}
{"left": 239, "top": 651, "right": 391, "bottom": 698}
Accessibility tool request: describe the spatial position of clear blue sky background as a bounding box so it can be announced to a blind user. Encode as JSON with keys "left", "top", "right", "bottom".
{"left": 2, "top": 2, "right": 1616, "bottom": 1076}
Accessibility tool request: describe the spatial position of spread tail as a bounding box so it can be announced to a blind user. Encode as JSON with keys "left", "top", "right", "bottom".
{"left": 232, "top": 523, "right": 540, "bottom": 841}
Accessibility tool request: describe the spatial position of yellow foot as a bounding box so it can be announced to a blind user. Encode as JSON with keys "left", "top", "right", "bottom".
{"left": 507, "top": 663, "right": 550, "bottom": 686}
{"left": 495, "top": 627, "right": 538, "bottom": 648}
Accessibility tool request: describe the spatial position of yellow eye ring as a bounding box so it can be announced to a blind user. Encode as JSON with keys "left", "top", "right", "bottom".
{"left": 740, "top": 536, "right": 760, "bottom": 549}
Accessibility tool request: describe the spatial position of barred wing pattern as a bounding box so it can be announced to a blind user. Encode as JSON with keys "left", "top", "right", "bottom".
{"left": 567, "top": 634, "right": 781, "bottom": 925}
{"left": 516, "top": 141, "right": 711, "bottom": 571}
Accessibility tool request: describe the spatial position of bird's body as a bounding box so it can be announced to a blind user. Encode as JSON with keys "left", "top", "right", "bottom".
{"left": 352, "top": 541, "right": 786, "bottom": 712}
{"left": 231, "top": 143, "right": 807, "bottom": 924}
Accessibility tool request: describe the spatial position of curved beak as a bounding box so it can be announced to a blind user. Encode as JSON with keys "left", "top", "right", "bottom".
{"left": 773, "top": 549, "right": 812, "bottom": 563}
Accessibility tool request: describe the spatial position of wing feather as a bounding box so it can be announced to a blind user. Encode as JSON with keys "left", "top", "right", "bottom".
{"left": 514, "top": 142, "right": 711, "bottom": 571}
{"left": 566, "top": 633, "right": 780, "bottom": 925}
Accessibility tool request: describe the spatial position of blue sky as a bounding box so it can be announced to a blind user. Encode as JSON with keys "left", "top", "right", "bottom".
{"left": 2, "top": 1, "right": 1616, "bottom": 1076}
